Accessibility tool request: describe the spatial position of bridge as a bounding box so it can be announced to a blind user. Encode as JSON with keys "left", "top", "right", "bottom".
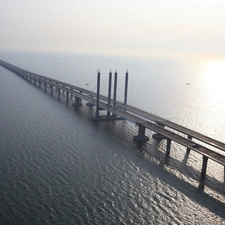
{"left": 1, "top": 59, "right": 225, "bottom": 179}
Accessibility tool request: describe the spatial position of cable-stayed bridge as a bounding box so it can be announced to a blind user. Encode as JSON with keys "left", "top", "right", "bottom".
{"left": 0, "top": 59, "right": 225, "bottom": 179}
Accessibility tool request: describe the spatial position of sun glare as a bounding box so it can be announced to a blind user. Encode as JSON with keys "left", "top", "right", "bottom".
{"left": 203, "top": 60, "right": 225, "bottom": 100}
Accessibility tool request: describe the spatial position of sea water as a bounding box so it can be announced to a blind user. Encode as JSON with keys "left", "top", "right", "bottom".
{"left": 0, "top": 50, "right": 224, "bottom": 224}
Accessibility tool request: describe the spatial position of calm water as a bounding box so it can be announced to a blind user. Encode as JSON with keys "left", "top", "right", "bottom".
{"left": 0, "top": 50, "right": 225, "bottom": 224}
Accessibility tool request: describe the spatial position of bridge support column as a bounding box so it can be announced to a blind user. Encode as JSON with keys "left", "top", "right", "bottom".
{"left": 133, "top": 125, "right": 149, "bottom": 142}
{"left": 72, "top": 96, "right": 82, "bottom": 107}
{"left": 34, "top": 79, "right": 36, "bottom": 85}
{"left": 186, "top": 135, "right": 192, "bottom": 154}
{"left": 166, "top": 139, "right": 171, "bottom": 156}
{"left": 224, "top": 166, "right": 225, "bottom": 183}
{"left": 152, "top": 122, "right": 167, "bottom": 140}
{"left": 66, "top": 92, "right": 69, "bottom": 103}
{"left": 44, "top": 83, "right": 47, "bottom": 90}
{"left": 39, "top": 81, "right": 41, "bottom": 87}
{"left": 201, "top": 155, "right": 208, "bottom": 176}
{"left": 58, "top": 88, "right": 61, "bottom": 98}
{"left": 50, "top": 85, "right": 53, "bottom": 93}
{"left": 86, "top": 101, "right": 95, "bottom": 106}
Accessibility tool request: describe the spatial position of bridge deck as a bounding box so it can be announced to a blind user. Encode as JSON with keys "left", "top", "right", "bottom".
{"left": 99, "top": 103, "right": 225, "bottom": 166}
{"left": 117, "top": 103, "right": 225, "bottom": 153}
{"left": 1, "top": 59, "right": 225, "bottom": 171}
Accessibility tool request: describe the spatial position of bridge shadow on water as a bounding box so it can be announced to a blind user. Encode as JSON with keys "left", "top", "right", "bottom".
{"left": 82, "top": 115, "right": 225, "bottom": 218}
{"left": 134, "top": 141, "right": 225, "bottom": 219}
{"left": 31, "top": 83, "right": 225, "bottom": 219}
{"left": 69, "top": 104, "right": 225, "bottom": 219}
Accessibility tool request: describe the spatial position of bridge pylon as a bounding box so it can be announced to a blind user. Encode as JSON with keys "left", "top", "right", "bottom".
{"left": 124, "top": 70, "right": 129, "bottom": 105}
{"left": 92, "top": 70, "right": 123, "bottom": 121}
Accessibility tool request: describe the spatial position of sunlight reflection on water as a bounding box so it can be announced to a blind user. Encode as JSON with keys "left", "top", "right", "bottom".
{"left": 1, "top": 52, "right": 225, "bottom": 224}
{"left": 202, "top": 60, "right": 225, "bottom": 100}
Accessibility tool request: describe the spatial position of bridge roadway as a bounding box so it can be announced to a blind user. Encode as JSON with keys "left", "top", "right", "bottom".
{"left": 116, "top": 103, "right": 225, "bottom": 153}
{"left": 2, "top": 59, "right": 224, "bottom": 153}
{"left": 1, "top": 59, "right": 225, "bottom": 177}
{"left": 99, "top": 103, "right": 225, "bottom": 167}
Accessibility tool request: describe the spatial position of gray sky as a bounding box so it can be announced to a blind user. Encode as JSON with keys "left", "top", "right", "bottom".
{"left": 1, "top": 0, "right": 225, "bottom": 59}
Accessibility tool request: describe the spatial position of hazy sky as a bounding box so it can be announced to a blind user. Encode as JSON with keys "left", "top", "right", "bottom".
{"left": 1, "top": 0, "right": 225, "bottom": 58}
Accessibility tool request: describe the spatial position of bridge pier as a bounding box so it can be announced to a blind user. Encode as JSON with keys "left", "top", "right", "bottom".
{"left": 186, "top": 135, "right": 192, "bottom": 154}
{"left": 58, "top": 88, "right": 61, "bottom": 97}
{"left": 133, "top": 125, "right": 149, "bottom": 142}
{"left": 50, "top": 85, "right": 53, "bottom": 93}
{"left": 166, "top": 139, "right": 171, "bottom": 156}
{"left": 224, "top": 166, "right": 225, "bottom": 183}
{"left": 86, "top": 101, "right": 95, "bottom": 106}
{"left": 201, "top": 155, "right": 208, "bottom": 176}
{"left": 34, "top": 79, "right": 36, "bottom": 85}
{"left": 152, "top": 122, "right": 167, "bottom": 140}
{"left": 152, "top": 133, "right": 167, "bottom": 140}
{"left": 72, "top": 96, "right": 82, "bottom": 107}
{"left": 39, "top": 81, "right": 41, "bottom": 88}
{"left": 66, "top": 92, "right": 69, "bottom": 103}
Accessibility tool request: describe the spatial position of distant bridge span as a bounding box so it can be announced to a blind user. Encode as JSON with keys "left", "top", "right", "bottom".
{"left": 0, "top": 59, "right": 225, "bottom": 179}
